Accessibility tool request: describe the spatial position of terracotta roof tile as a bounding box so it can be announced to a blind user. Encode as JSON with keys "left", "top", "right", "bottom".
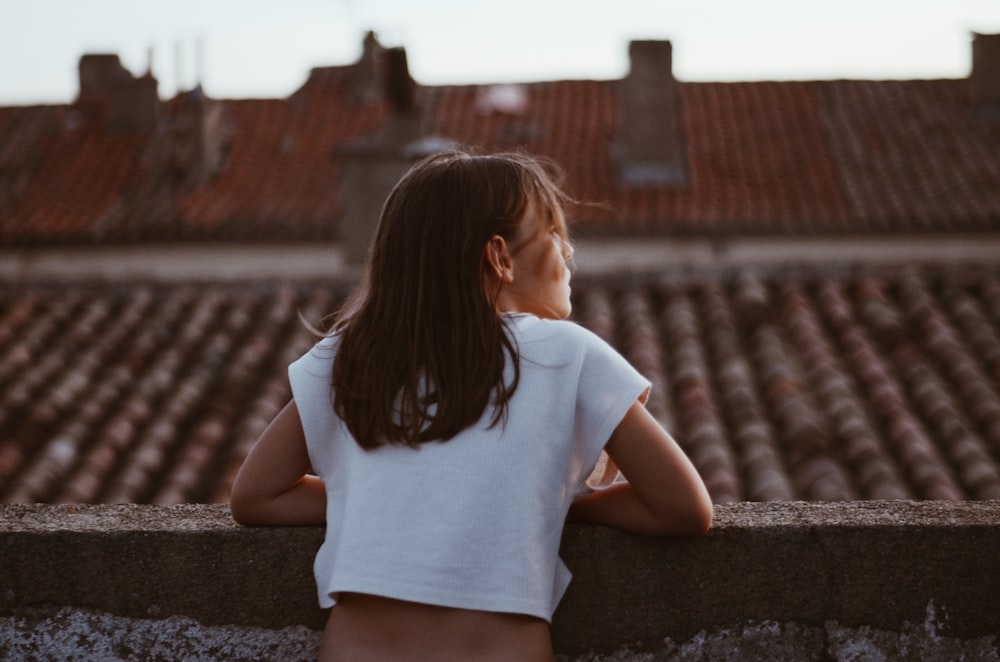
{"left": 177, "top": 70, "right": 389, "bottom": 240}
{"left": 3, "top": 264, "right": 1000, "bottom": 504}
{"left": 820, "top": 80, "right": 1000, "bottom": 231}
{"left": 2, "top": 112, "right": 148, "bottom": 242}
{"left": 823, "top": 277, "right": 967, "bottom": 500}
{"left": 2, "top": 55, "right": 999, "bottom": 244}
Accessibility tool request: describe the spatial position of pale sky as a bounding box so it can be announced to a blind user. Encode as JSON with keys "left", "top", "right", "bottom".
{"left": 3, "top": 0, "right": 1000, "bottom": 105}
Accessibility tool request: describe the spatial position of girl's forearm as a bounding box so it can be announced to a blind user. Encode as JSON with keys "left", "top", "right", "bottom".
{"left": 231, "top": 474, "right": 326, "bottom": 526}
{"left": 569, "top": 482, "right": 710, "bottom": 537}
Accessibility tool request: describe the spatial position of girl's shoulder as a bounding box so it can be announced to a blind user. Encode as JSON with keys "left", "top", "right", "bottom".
{"left": 290, "top": 333, "right": 341, "bottom": 376}
{"left": 314, "top": 332, "right": 341, "bottom": 351}
{"left": 310, "top": 332, "right": 342, "bottom": 356}
{"left": 509, "top": 314, "right": 603, "bottom": 344}
{"left": 506, "top": 314, "right": 614, "bottom": 364}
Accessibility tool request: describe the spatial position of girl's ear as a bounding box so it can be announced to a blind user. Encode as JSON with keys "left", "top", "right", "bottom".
{"left": 484, "top": 235, "right": 514, "bottom": 284}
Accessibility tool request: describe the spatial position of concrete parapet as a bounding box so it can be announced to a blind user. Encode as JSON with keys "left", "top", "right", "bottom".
{"left": 2, "top": 501, "right": 999, "bottom": 658}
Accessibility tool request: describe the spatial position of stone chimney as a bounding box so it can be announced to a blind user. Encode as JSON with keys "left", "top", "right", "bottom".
{"left": 378, "top": 46, "right": 421, "bottom": 146}
{"left": 337, "top": 41, "right": 457, "bottom": 264}
{"left": 350, "top": 31, "right": 385, "bottom": 102}
{"left": 615, "top": 40, "right": 687, "bottom": 187}
{"left": 169, "top": 86, "right": 225, "bottom": 187}
{"left": 77, "top": 54, "right": 159, "bottom": 131}
{"left": 971, "top": 32, "right": 1000, "bottom": 121}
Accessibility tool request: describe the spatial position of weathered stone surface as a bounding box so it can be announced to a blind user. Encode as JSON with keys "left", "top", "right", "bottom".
{"left": 1, "top": 504, "right": 325, "bottom": 630}
{"left": 3, "top": 501, "right": 999, "bottom": 656}
{"left": 0, "top": 607, "right": 320, "bottom": 662}
{"left": 2, "top": 604, "right": 996, "bottom": 661}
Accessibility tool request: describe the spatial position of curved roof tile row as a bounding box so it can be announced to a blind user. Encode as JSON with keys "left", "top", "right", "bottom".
{"left": 2, "top": 66, "right": 999, "bottom": 245}
{"left": 3, "top": 263, "right": 1000, "bottom": 505}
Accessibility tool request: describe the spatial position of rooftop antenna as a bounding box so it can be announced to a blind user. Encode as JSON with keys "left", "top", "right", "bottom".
{"left": 195, "top": 35, "right": 206, "bottom": 92}
{"left": 174, "top": 39, "right": 184, "bottom": 95}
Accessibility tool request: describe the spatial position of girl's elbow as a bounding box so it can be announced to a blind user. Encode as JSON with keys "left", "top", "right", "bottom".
{"left": 229, "top": 488, "right": 266, "bottom": 526}
{"left": 689, "top": 502, "right": 714, "bottom": 536}
{"left": 681, "top": 482, "right": 715, "bottom": 536}
{"left": 655, "top": 500, "right": 714, "bottom": 537}
{"left": 229, "top": 496, "right": 254, "bottom": 526}
{"left": 688, "top": 493, "right": 715, "bottom": 535}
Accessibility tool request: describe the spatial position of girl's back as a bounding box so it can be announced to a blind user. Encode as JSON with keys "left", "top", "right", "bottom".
{"left": 320, "top": 593, "right": 552, "bottom": 661}
{"left": 230, "top": 151, "right": 713, "bottom": 660}
{"left": 292, "top": 315, "right": 650, "bottom": 623}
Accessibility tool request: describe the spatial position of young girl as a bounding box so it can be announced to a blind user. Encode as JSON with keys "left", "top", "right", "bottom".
{"left": 231, "top": 151, "right": 713, "bottom": 661}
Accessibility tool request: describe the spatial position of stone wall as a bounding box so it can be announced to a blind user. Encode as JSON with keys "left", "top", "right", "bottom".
{"left": 2, "top": 501, "right": 999, "bottom": 659}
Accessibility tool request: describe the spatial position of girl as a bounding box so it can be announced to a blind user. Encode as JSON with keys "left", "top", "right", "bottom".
{"left": 231, "top": 151, "right": 712, "bottom": 661}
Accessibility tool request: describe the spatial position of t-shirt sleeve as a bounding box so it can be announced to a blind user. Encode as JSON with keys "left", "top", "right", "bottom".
{"left": 572, "top": 324, "right": 652, "bottom": 486}
{"left": 288, "top": 335, "right": 339, "bottom": 473}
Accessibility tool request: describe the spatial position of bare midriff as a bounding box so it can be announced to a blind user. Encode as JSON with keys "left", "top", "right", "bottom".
{"left": 318, "top": 592, "right": 554, "bottom": 661}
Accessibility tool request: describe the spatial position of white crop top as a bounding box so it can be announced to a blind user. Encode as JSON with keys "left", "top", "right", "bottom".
{"left": 289, "top": 313, "right": 650, "bottom": 621}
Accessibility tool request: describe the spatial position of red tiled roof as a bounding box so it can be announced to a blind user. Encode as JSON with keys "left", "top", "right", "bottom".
{"left": 0, "top": 105, "right": 147, "bottom": 241}
{"left": 179, "top": 68, "right": 389, "bottom": 238}
{"left": 819, "top": 80, "right": 1000, "bottom": 231}
{"left": 2, "top": 62, "right": 999, "bottom": 244}
{"left": 3, "top": 263, "right": 1000, "bottom": 505}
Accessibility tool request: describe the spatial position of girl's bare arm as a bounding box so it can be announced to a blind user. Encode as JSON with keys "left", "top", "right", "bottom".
{"left": 569, "top": 400, "right": 713, "bottom": 537}
{"left": 230, "top": 399, "right": 326, "bottom": 526}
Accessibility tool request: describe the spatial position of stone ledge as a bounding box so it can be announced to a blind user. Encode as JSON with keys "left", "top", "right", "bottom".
{"left": 2, "top": 501, "right": 999, "bottom": 655}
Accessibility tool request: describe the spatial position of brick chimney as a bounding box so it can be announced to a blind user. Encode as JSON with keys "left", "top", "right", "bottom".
{"left": 337, "top": 41, "right": 457, "bottom": 264}
{"left": 77, "top": 54, "right": 159, "bottom": 131}
{"left": 615, "top": 40, "right": 687, "bottom": 187}
{"left": 971, "top": 32, "right": 1000, "bottom": 121}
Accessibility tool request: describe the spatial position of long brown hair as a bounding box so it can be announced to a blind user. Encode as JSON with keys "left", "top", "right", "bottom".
{"left": 330, "top": 151, "right": 569, "bottom": 449}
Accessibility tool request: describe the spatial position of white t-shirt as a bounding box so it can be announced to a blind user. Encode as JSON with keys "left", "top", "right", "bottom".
{"left": 289, "top": 313, "right": 651, "bottom": 621}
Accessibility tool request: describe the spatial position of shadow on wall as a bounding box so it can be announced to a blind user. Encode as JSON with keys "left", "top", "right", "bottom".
{"left": 1, "top": 501, "right": 999, "bottom": 660}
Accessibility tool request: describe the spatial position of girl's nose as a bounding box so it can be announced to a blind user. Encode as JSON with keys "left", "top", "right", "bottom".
{"left": 564, "top": 241, "right": 576, "bottom": 273}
